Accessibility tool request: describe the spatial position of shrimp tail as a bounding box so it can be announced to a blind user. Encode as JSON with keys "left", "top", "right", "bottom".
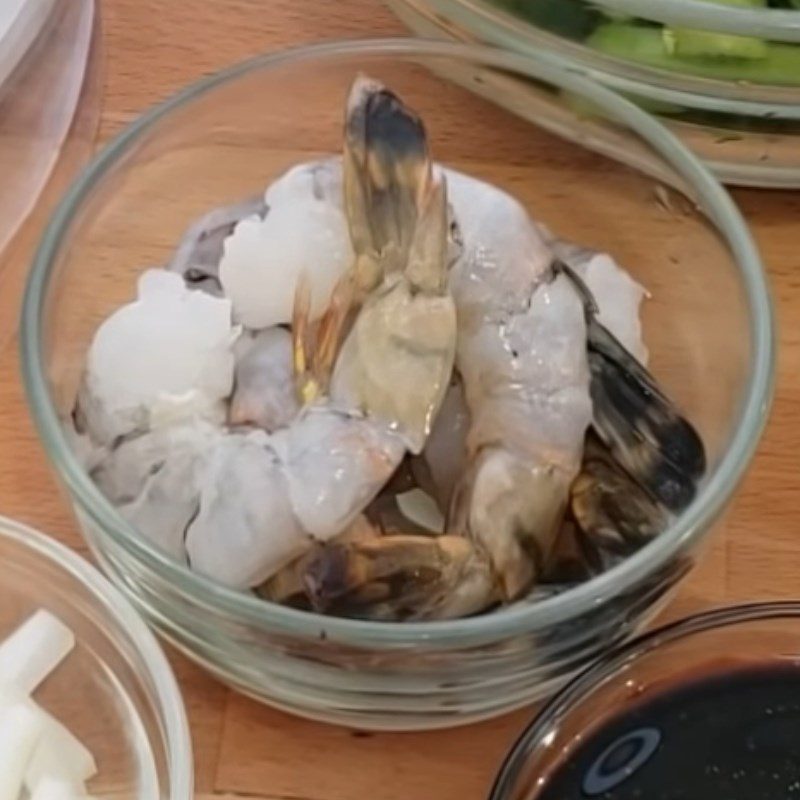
{"left": 292, "top": 272, "right": 356, "bottom": 405}
{"left": 291, "top": 272, "right": 315, "bottom": 404}
{"left": 343, "top": 74, "right": 435, "bottom": 293}
{"left": 339, "top": 76, "right": 456, "bottom": 452}
{"left": 449, "top": 447, "right": 567, "bottom": 601}
{"left": 571, "top": 432, "right": 670, "bottom": 568}
{"left": 263, "top": 534, "right": 497, "bottom": 621}
{"left": 557, "top": 260, "right": 706, "bottom": 511}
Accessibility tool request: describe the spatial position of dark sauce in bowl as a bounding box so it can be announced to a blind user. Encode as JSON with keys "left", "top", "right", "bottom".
{"left": 538, "top": 664, "right": 800, "bottom": 800}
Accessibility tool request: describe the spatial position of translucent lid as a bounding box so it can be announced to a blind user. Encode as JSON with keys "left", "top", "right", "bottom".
{"left": 0, "top": 0, "right": 100, "bottom": 348}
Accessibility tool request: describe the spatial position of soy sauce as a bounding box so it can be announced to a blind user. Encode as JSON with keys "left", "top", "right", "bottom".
{"left": 537, "top": 664, "right": 800, "bottom": 799}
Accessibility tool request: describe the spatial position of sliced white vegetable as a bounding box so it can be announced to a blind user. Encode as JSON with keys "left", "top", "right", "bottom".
{"left": 0, "top": 611, "right": 74, "bottom": 695}
{"left": 0, "top": 611, "right": 97, "bottom": 797}
{"left": 24, "top": 710, "right": 97, "bottom": 791}
{"left": 0, "top": 702, "right": 44, "bottom": 800}
{"left": 29, "top": 776, "right": 78, "bottom": 800}
{"left": 0, "top": 690, "right": 97, "bottom": 788}
{"left": 396, "top": 489, "right": 446, "bottom": 534}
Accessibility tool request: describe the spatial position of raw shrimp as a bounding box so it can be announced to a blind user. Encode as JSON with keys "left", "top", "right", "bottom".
{"left": 184, "top": 75, "right": 459, "bottom": 588}
{"left": 80, "top": 75, "right": 705, "bottom": 618}
{"left": 262, "top": 533, "right": 496, "bottom": 622}
{"left": 559, "top": 261, "right": 705, "bottom": 513}
{"left": 90, "top": 419, "right": 221, "bottom": 560}
{"left": 229, "top": 327, "right": 299, "bottom": 431}
{"left": 168, "top": 194, "right": 266, "bottom": 296}
{"left": 219, "top": 164, "right": 353, "bottom": 329}
{"left": 78, "top": 270, "right": 238, "bottom": 445}
{"left": 542, "top": 231, "right": 705, "bottom": 507}
{"left": 570, "top": 431, "right": 667, "bottom": 572}
{"left": 261, "top": 169, "right": 667, "bottom": 615}
{"left": 444, "top": 170, "right": 594, "bottom": 602}
{"left": 271, "top": 172, "right": 591, "bottom": 614}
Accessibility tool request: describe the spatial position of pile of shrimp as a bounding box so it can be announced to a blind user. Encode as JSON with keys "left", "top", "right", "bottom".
{"left": 70, "top": 76, "right": 705, "bottom": 621}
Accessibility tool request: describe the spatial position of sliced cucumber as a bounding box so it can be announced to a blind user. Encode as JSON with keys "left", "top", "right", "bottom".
{"left": 663, "top": 28, "right": 768, "bottom": 60}
{"left": 588, "top": 23, "right": 800, "bottom": 86}
{"left": 663, "top": 0, "right": 768, "bottom": 61}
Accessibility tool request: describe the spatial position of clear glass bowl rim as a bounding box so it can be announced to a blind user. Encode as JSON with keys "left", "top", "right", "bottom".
{"left": 0, "top": 514, "right": 193, "bottom": 799}
{"left": 549, "top": 0, "right": 800, "bottom": 40}
{"left": 20, "top": 37, "right": 774, "bottom": 647}
{"left": 435, "top": 0, "right": 800, "bottom": 44}
{"left": 418, "top": 0, "right": 800, "bottom": 113}
{"left": 488, "top": 600, "right": 800, "bottom": 800}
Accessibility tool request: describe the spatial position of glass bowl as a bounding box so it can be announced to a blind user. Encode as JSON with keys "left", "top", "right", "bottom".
{"left": 490, "top": 602, "right": 800, "bottom": 800}
{"left": 21, "top": 39, "right": 773, "bottom": 730}
{"left": 385, "top": 0, "right": 800, "bottom": 187}
{"left": 0, "top": 515, "right": 192, "bottom": 798}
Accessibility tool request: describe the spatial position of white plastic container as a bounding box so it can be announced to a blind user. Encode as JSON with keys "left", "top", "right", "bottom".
{"left": 0, "top": 0, "right": 100, "bottom": 348}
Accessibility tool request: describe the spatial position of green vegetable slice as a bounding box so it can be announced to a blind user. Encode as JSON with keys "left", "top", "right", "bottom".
{"left": 588, "top": 22, "right": 800, "bottom": 85}
{"left": 663, "top": 0, "right": 768, "bottom": 61}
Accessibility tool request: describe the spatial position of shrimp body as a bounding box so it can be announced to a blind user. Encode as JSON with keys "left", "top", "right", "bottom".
{"left": 445, "top": 171, "right": 593, "bottom": 600}
{"left": 216, "top": 162, "right": 592, "bottom": 602}
{"left": 185, "top": 414, "right": 405, "bottom": 588}
{"left": 187, "top": 76, "right": 456, "bottom": 589}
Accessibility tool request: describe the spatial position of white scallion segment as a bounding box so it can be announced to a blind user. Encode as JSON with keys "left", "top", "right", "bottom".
{"left": 24, "top": 706, "right": 97, "bottom": 791}
{"left": 0, "top": 610, "right": 97, "bottom": 794}
{"left": 29, "top": 777, "right": 79, "bottom": 800}
{"left": 0, "top": 611, "right": 75, "bottom": 695}
{"left": 396, "top": 489, "right": 446, "bottom": 534}
{"left": 0, "top": 692, "right": 97, "bottom": 789}
{"left": 0, "top": 702, "right": 44, "bottom": 800}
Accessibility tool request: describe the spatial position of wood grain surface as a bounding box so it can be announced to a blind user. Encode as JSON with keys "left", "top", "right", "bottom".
{"left": 0, "top": 1, "right": 799, "bottom": 798}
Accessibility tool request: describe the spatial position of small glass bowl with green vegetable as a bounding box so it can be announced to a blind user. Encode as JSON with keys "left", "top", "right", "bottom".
{"left": 385, "top": 0, "right": 800, "bottom": 186}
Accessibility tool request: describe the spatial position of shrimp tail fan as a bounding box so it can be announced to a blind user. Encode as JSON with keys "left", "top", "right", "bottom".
{"left": 557, "top": 259, "right": 706, "bottom": 512}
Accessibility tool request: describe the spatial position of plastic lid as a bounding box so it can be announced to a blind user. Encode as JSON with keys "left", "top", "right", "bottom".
{"left": 0, "top": 0, "right": 100, "bottom": 349}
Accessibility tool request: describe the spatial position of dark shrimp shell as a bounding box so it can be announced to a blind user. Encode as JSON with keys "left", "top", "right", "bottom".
{"left": 587, "top": 318, "right": 705, "bottom": 511}
{"left": 556, "top": 259, "right": 706, "bottom": 513}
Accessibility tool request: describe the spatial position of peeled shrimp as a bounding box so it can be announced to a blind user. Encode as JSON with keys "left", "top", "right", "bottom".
{"left": 183, "top": 76, "right": 457, "bottom": 588}
{"left": 543, "top": 233, "right": 649, "bottom": 364}
{"left": 90, "top": 419, "right": 221, "bottom": 560}
{"left": 247, "top": 165, "right": 593, "bottom": 611}
{"left": 322, "top": 172, "right": 702, "bottom": 612}
{"left": 219, "top": 163, "right": 353, "bottom": 329}
{"left": 79, "top": 76, "right": 705, "bottom": 618}
{"left": 443, "top": 171, "right": 593, "bottom": 601}
{"left": 539, "top": 234, "right": 705, "bottom": 513}
{"left": 168, "top": 194, "right": 266, "bottom": 296}
{"left": 229, "top": 327, "right": 299, "bottom": 431}
{"left": 78, "top": 77, "right": 456, "bottom": 590}
{"left": 78, "top": 270, "right": 238, "bottom": 444}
